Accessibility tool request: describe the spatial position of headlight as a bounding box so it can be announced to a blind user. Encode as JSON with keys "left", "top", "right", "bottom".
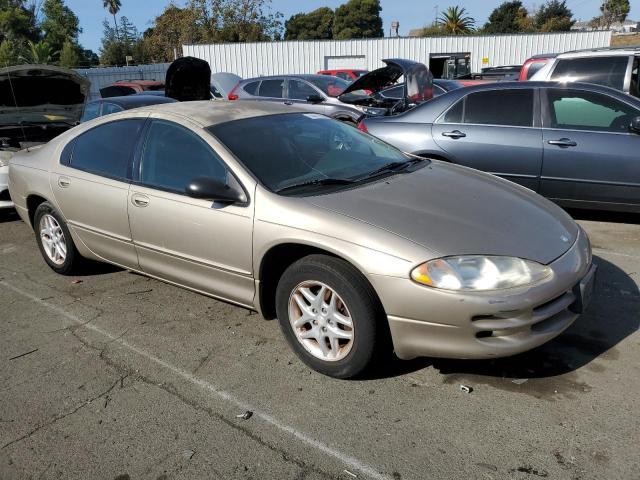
{"left": 410, "top": 256, "right": 552, "bottom": 291}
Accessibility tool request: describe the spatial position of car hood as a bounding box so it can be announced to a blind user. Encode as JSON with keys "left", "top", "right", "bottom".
{"left": 339, "top": 58, "right": 434, "bottom": 104}
{"left": 0, "top": 64, "right": 89, "bottom": 126}
{"left": 306, "top": 162, "right": 577, "bottom": 265}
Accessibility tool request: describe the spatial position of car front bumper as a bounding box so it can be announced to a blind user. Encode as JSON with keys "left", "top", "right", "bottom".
{"left": 370, "top": 231, "right": 595, "bottom": 360}
{"left": 0, "top": 165, "right": 13, "bottom": 209}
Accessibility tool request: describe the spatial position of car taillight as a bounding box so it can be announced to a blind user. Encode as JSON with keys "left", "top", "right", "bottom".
{"left": 357, "top": 121, "right": 368, "bottom": 133}
{"left": 228, "top": 83, "right": 240, "bottom": 101}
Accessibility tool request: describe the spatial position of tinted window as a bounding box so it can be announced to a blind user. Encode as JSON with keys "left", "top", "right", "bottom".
{"left": 211, "top": 85, "right": 223, "bottom": 99}
{"left": 81, "top": 101, "right": 101, "bottom": 122}
{"left": 243, "top": 81, "right": 259, "bottom": 95}
{"left": 464, "top": 89, "right": 534, "bottom": 127}
{"left": 288, "top": 80, "right": 318, "bottom": 100}
{"left": 631, "top": 57, "right": 639, "bottom": 98}
{"left": 442, "top": 98, "right": 463, "bottom": 123}
{"left": 102, "top": 103, "right": 124, "bottom": 115}
{"left": 336, "top": 72, "right": 350, "bottom": 81}
{"left": 208, "top": 113, "right": 409, "bottom": 194}
{"left": 551, "top": 56, "right": 630, "bottom": 91}
{"left": 258, "top": 79, "right": 285, "bottom": 98}
{"left": 140, "top": 120, "right": 226, "bottom": 193}
{"left": 545, "top": 89, "right": 637, "bottom": 133}
{"left": 71, "top": 119, "right": 144, "bottom": 179}
{"left": 526, "top": 61, "right": 547, "bottom": 79}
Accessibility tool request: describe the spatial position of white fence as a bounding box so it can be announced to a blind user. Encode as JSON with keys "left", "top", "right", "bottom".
{"left": 183, "top": 30, "right": 612, "bottom": 78}
{"left": 74, "top": 64, "right": 171, "bottom": 100}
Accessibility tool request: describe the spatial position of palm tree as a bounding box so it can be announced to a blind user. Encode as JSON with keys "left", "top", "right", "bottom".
{"left": 103, "top": 0, "right": 122, "bottom": 37}
{"left": 437, "top": 6, "right": 476, "bottom": 34}
{"left": 19, "top": 41, "right": 55, "bottom": 64}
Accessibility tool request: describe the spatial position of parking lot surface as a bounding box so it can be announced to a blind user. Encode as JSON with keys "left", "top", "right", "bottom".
{"left": 0, "top": 209, "right": 638, "bottom": 480}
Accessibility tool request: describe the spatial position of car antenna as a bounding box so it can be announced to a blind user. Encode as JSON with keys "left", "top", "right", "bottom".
{"left": 5, "top": 63, "right": 30, "bottom": 152}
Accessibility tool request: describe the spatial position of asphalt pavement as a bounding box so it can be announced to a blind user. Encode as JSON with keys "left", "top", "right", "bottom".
{"left": 0, "top": 208, "right": 638, "bottom": 480}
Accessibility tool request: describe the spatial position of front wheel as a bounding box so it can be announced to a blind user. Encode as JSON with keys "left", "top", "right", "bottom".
{"left": 275, "top": 255, "right": 386, "bottom": 378}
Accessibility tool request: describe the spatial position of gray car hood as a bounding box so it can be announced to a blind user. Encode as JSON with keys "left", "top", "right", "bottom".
{"left": 0, "top": 64, "right": 89, "bottom": 125}
{"left": 307, "top": 162, "right": 577, "bottom": 265}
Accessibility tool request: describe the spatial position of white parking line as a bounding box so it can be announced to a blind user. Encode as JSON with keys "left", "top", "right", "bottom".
{"left": 1, "top": 280, "right": 391, "bottom": 480}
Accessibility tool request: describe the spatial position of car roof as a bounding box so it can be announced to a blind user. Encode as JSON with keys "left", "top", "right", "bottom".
{"left": 130, "top": 100, "right": 305, "bottom": 126}
{"left": 556, "top": 47, "right": 640, "bottom": 58}
{"left": 92, "top": 95, "right": 177, "bottom": 108}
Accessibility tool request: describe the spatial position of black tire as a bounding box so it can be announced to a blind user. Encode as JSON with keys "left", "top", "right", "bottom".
{"left": 275, "top": 254, "right": 387, "bottom": 379}
{"left": 33, "top": 202, "right": 82, "bottom": 275}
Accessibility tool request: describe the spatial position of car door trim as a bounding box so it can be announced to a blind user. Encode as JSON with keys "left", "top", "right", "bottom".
{"left": 541, "top": 175, "right": 640, "bottom": 187}
{"left": 68, "top": 220, "right": 132, "bottom": 243}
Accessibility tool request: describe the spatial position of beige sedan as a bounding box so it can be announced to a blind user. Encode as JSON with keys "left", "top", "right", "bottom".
{"left": 8, "top": 102, "right": 596, "bottom": 378}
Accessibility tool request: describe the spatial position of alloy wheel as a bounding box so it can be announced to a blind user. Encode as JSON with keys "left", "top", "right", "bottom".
{"left": 39, "top": 214, "right": 67, "bottom": 265}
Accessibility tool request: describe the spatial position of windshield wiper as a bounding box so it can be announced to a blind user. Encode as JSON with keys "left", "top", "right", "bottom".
{"left": 276, "top": 178, "right": 355, "bottom": 194}
{"left": 356, "top": 157, "right": 425, "bottom": 180}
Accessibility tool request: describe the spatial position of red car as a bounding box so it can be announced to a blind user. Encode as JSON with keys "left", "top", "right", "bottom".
{"left": 519, "top": 54, "right": 557, "bottom": 81}
{"left": 100, "top": 80, "right": 165, "bottom": 98}
{"left": 317, "top": 69, "right": 368, "bottom": 82}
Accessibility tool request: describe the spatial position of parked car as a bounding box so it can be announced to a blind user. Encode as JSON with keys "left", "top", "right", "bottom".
{"left": 100, "top": 80, "right": 165, "bottom": 98}
{"left": 457, "top": 65, "right": 521, "bottom": 81}
{"left": 377, "top": 78, "right": 488, "bottom": 101}
{"left": 359, "top": 81, "right": 640, "bottom": 213}
{"left": 0, "top": 64, "right": 89, "bottom": 210}
{"left": 211, "top": 72, "right": 242, "bottom": 100}
{"left": 530, "top": 48, "right": 639, "bottom": 98}
{"left": 9, "top": 101, "right": 595, "bottom": 378}
{"left": 519, "top": 53, "right": 558, "bottom": 81}
{"left": 80, "top": 95, "right": 178, "bottom": 122}
{"left": 317, "top": 69, "right": 369, "bottom": 81}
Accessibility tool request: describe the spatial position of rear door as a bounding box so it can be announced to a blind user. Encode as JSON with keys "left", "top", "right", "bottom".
{"left": 51, "top": 118, "right": 145, "bottom": 268}
{"left": 540, "top": 87, "right": 640, "bottom": 210}
{"left": 432, "top": 88, "right": 543, "bottom": 190}
{"left": 256, "top": 78, "right": 286, "bottom": 102}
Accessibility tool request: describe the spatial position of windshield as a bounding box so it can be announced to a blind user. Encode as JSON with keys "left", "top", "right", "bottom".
{"left": 208, "top": 113, "right": 412, "bottom": 195}
{"left": 305, "top": 76, "right": 350, "bottom": 97}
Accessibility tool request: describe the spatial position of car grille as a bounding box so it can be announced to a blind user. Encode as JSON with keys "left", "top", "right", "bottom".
{"left": 470, "top": 289, "right": 578, "bottom": 343}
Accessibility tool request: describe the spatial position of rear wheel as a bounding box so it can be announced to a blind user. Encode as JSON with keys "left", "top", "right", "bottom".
{"left": 34, "top": 202, "right": 82, "bottom": 275}
{"left": 275, "top": 254, "right": 386, "bottom": 378}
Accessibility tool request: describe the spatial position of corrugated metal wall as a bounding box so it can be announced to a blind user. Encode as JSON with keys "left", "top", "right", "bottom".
{"left": 74, "top": 63, "right": 171, "bottom": 100}
{"left": 183, "top": 30, "right": 612, "bottom": 78}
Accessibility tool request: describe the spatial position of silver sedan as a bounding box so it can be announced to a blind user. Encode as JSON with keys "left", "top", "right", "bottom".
{"left": 8, "top": 102, "right": 596, "bottom": 378}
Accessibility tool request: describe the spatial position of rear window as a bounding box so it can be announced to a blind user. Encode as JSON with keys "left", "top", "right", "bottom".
{"left": 464, "top": 89, "right": 534, "bottom": 127}
{"left": 551, "top": 56, "right": 630, "bottom": 91}
{"left": 70, "top": 119, "right": 144, "bottom": 179}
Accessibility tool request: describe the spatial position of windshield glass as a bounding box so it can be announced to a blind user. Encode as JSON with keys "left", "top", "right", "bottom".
{"left": 208, "top": 113, "right": 412, "bottom": 195}
{"left": 305, "top": 76, "right": 350, "bottom": 97}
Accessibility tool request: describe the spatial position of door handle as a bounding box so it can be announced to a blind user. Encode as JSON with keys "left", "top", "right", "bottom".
{"left": 131, "top": 194, "right": 149, "bottom": 208}
{"left": 548, "top": 138, "right": 577, "bottom": 148}
{"left": 442, "top": 130, "right": 466, "bottom": 139}
{"left": 58, "top": 176, "right": 71, "bottom": 188}
{"left": 283, "top": 100, "right": 293, "bottom": 105}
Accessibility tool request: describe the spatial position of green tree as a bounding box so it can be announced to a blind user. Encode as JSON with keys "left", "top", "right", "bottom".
{"left": 437, "top": 6, "right": 475, "bottom": 34}
{"left": 0, "top": 0, "right": 39, "bottom": 44}
{"left": 103, "top": 0, "right": 121, "bottom": 36}
{"left": 58, "top": 39, "right": 79, "bottom": 67}
{"left": 0, "top": 40, "right": 19, "bottom": 66}
{"left": 19, "top": 39, "right": 54, "bottom": 63}
{"left": 142, "top": 4, "right": 202, "bottom": 63}
{"left": 40, "top": 0, "right": 81, "bottom": 55}
{"left": 79, "top": 48, "right": 99, "bottom": 67}
{"left": 483, "top": 1, "right": 530, "bottom": 33}
{"left": 535, "top": 0, "right": 574, "bottom": 32}
{"left": 99, "top": 16, "right": 144, "bottom": 65}
{"left": 591, "top": 0, "right": 630, "bottom": 28}
{"left": 333, "top": 0, "right": 383, "bottom": 39}
{"left": 285, "top": 7, "right": 333, "bottom": 40}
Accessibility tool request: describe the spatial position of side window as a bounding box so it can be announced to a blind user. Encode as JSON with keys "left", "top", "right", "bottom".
{"left": 550, "top": 56, "right": 630, "bottom": 91}
{"left": 243, "top": 81, "right": 260, "bottom": 95}
{"left": 526, "top": 61, "right": 547, "bottom": 80}
{"left": 288, "top": 80, "right": 318, "bottom": 100}
{"left": 102, "top": 103, "right": 124, "bottom": 115}
{"left": 440, "top": 98, "right": 463, "bottom": 123}
{"left": 70, "top": 119, "right": 144, "bottom": 179}
{"left": 631, "top": 57, "right": 639, "bottom": 98}
{"left": 81, "top": 102, "right": 101, "bottom": 122}
{"left": 545, "top": 89, "right": 637, "bottom": 133}
{"left": 464, "top": 89, "right": 534, "bottom": 127}
{"left": 210, "top": 85, "right": 223, "bottom": 99}
{"left": 140, "top": 120, "right": 227, "bottom": 193}
{"left": 258, "top": 79, "right": 285, "bottom": 98}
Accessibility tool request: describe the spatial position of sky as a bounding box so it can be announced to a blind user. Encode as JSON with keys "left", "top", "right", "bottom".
{"left": 66, "top": 0, "right": 639, "bottom": 53}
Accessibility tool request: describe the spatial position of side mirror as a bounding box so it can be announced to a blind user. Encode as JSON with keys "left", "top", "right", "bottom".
{"left": 186, "top": 177, "right": 245, "bottom": 204}
{"left": 307, "top": 94, "right": 324, "bottom": 104}
{"left": 630, "top": 116, "right": 640, "bottom": 134}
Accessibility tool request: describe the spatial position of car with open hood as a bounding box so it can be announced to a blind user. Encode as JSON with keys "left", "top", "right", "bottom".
{"left": 0, "top": 64, "right": 89, "bottom": 209}
{"left": 9, "top": 101, "right": 596, "bottom": 378}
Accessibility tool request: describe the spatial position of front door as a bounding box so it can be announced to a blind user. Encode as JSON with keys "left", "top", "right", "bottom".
{"left": 128, "top": 118, "right": 255, "bottom": 306}
{"left": 432, "top": 88, "right": 543, "bottom": 191}
{"left": 540, "top": 87, "right": 640, "bottom": 210}
{"left": 284, "top": 78, "right": 328, "bottom": 115}
{"left": 51, "top": 118, "right": 145, "bottom": 268}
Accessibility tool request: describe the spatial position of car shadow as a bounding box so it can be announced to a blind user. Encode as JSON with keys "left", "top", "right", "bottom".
{"left": 0, "top": 208, "right": 20, "bottom": 223}
{"left": 362, "top": 255, "right": 639, "bottom": 388}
